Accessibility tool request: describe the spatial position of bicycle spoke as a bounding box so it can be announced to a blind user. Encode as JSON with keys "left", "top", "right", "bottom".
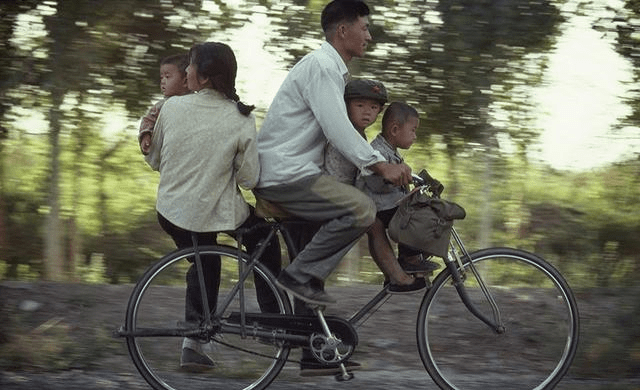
{"left": 124, "top": 246, "right": 292, "bottom": 390}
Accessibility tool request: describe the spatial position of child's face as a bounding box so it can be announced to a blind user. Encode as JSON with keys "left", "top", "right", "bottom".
{"left": 347, "top": 98, "right": 382, "bottom": 131}
{"left": 390, "top": 116, "right": 419, "bottom": 150}
{"left": 160, "top": 63, "right": 188, "bottom": 97}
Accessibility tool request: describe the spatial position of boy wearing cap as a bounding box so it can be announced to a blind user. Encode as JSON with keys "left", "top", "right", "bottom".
{"left": 324, "top": 79, "right": 431, "bottom": 293}
{"left": 324, "top": 79, "right": 387, "bottom": 184}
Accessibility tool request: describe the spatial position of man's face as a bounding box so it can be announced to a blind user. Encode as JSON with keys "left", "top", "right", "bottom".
{"left": 342, "top": 15, "right": 372, "bottom": 60}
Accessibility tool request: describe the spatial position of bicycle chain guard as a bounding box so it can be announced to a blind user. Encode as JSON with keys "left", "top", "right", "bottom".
{"left": 225, "top": 312, "right": 358, "bottom": 363}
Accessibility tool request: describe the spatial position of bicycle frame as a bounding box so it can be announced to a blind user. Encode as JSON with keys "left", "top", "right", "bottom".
{"left": 119, "top": 170, "right": 579, "bottom": 390}
{"left": 196, "top": 215, "right": 506, "bottom": 344}
{"left": 197, "top": 221, "right": 352, "bottom": 348}
{"left": 347, "top": 228, "right": 505, "bottom": 334}
{"left": 185, "top": 168, "right": 509, "bottom": 340}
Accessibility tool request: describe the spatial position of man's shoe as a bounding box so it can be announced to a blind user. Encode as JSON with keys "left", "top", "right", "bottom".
{"left": 180, "top": 338, "right": 215, "bottom": 371}
{"left": 299, "top": 360, "right": 362, "bottom": 377}
{"left": 388, "top": 277, "right": 427, "bottom": 294}
{"left": 399, "top": 254, "right": 439, "bottom": 274}
{"left": 276, "top": 271, "right": 337, "bottom": 305}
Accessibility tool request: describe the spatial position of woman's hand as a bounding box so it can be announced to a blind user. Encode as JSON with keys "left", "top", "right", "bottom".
{"left": 140, "top": 133, "right": 152, "bottom": 155}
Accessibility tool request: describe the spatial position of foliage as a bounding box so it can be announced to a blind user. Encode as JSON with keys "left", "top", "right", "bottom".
{"left": 0, "top": 0, "right": 638, "bottom": 287}
{"left": 3, "top": 130, "right": 636, "bottom": 288}
{"left": 1, "top": 191, "right": 45, "bottom": 279}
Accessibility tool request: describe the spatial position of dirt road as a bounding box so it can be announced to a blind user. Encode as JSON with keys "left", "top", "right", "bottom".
{"left": 0, "top": 281, "right": 637, "bottom": 390}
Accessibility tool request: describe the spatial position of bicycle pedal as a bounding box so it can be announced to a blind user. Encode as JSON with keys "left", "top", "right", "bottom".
{"left": 335, "top": 371, "right": 354, "bottom": 382}
{"left": 113, "top": 325, "right": 125, "bottom": 338}
{"left": 305, "top": 303, "right": 327, "bottom": 311}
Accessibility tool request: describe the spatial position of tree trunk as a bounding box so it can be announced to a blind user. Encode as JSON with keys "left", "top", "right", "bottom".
{"left": 68, "top": 217, "right": 80, "bottom": 281}
{"left": 0, "top": 146, "right": 6, "bottom": 258}
{"left": 43, "top": 100, "right": 65, "bottom": 281}
{"left": 478, "top": 129, "right": 498, "bottom": 249}
{"left": 478, "top": 150, "right": 493, "bottom": 249}
{"left": 42, "top": 2, "right": 74, "bottom": 282}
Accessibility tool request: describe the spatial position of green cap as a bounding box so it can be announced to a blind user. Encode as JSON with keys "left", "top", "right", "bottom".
{"left": 344, "top": 79, "right": 388, "bottom": 105}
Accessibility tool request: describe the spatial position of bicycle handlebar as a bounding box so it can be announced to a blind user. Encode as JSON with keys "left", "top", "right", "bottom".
{"left": 412, "top": 169, "right": 444, "bottom": 197}
{"left": 411, "top": 173, "right": 426, "bottom": 186}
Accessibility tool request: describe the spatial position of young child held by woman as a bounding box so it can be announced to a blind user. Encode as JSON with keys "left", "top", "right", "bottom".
{"left": 138, "top": 53, "right": 191, "bottom": 155}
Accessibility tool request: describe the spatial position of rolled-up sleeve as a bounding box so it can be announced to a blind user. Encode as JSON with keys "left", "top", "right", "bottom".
{"left": 234, "top": 115, "right": 260, "bottom": 190}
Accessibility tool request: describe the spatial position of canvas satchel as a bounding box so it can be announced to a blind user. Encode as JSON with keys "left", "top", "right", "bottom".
{"left": 388, "top": 191, "right": 466, "bottom": 258}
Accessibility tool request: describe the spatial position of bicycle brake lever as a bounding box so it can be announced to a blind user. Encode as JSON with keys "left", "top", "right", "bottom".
{"left": 417, "top": 169, "right": 444, "bottom": 196}
{"left": 411, "top": 174, "right": 426, "bottom": 186}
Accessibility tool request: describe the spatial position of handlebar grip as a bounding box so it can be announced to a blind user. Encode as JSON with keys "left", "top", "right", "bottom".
{"left": 416, "top": 169, "right": 445, "bottom": 196}
{"left": 411, "top": 174, "right": 426, "bottom": 186}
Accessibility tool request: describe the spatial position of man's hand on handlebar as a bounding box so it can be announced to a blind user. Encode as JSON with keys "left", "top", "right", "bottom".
{"left": 370, "top": 162, "right": 412, "bottom": 186}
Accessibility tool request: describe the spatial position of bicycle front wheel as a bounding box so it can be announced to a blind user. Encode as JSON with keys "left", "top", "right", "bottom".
{"left": 417, "top": 248, "right": 579, "bottom": 390}
{"left": 124, "top": 245, "right": 292, "bottom": 390}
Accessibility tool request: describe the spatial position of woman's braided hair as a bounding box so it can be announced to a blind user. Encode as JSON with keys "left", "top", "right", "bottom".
{"left": 189, "top": 42, "right": 255, "bottom": 116}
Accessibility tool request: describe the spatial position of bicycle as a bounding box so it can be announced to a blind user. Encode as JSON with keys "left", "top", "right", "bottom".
{"left": 116, "top": 171, "right": 580, "bottom": 390}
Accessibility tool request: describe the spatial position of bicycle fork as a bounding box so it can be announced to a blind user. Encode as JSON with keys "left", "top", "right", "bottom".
{"left": 446, "top": 229, "right": 505, "bottom": 334}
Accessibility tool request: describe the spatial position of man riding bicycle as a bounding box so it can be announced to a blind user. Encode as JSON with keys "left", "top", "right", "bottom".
{"left": 255, "top": 0, "right": 411, "bottom": 306}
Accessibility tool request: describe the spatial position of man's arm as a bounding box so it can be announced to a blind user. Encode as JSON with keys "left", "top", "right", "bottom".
{"left": 303, "top": 64, "right": 385, "bottom": 170}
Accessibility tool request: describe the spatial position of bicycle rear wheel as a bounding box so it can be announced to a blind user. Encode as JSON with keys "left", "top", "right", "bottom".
{"left": 417, "top": 248, "right": 579, "bottom": 390}
{"left": 124, "top": 245, "right": 292, "bottom": 390}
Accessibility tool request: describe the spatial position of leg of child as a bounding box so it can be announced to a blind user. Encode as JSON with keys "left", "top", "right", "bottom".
{"left": 367, "top": 218, "right": 415, "bottom": 286}
{"left": 140, "top": 132, "right": 152, "bottom": 155}
{"left": 398, "top": 245, "right": 440, "bottom": 274}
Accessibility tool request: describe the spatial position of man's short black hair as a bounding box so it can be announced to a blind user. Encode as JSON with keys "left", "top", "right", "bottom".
{"left": 321, "top": 0, "right": 370, "bottom": 33}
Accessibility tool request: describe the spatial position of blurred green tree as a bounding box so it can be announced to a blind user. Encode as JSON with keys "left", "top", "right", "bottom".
{"left": 0, "top": 0, "right": 636, "bottom": 285}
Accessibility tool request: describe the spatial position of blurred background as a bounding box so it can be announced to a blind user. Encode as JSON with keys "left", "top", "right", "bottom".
{"left": 0, "top": 0, "right": 638, "bottom": 384}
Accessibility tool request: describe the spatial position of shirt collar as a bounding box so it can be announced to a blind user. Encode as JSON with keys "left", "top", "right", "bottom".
{"left": 321, "top": 41, "right": 349, "bottom": 82}
{"left": 195, "top": 88, "right": 228, "bottom": 100}
{"left": 375, "top": 134, "right": 403, "bottom": 163}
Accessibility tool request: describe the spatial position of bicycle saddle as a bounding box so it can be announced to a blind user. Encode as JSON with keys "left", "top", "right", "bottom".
{"left": 255, "top": 197, "right": 296, "bottom": 219}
